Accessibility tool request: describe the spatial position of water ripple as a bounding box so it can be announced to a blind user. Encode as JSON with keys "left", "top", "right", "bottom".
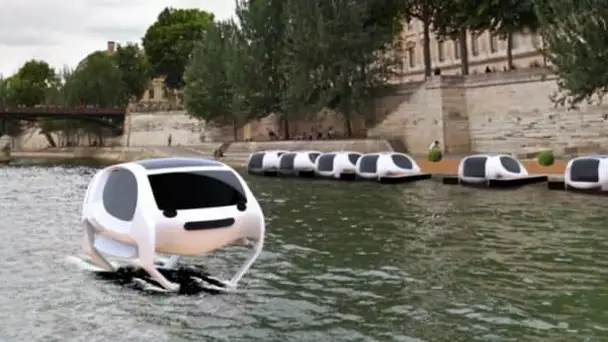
{"left": 0, "top": 168, "right": 607, "bottom": 341}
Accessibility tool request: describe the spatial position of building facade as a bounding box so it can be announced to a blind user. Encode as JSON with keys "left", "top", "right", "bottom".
{"left": 397, "top": 20, "right": 546, "bottom": 82}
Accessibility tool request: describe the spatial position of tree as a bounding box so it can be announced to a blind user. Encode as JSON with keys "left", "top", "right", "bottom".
{"left": 433, "top": 0, "right": 478, "bottom": 75}
{"left": 184, "top": 20, "right": 249, "bottom": 140}
{"left": 142, "top": 7, "right": 214, "bottom": 90}
{"left": 313, "top": 0, "right": 402, "bottom": 136}
{"left": 67, "top": 51, "right": 125, "bottom": 107}
{"left": 534, "top": 0, "right": 608, "bottom": 107}
{"left": 403, "top": 0, "right": 454, "bottom": 78}
{"left": 0, "top": 75, "right": 7, "bottom": 106}
{"left": 114, "top": 43, "right": 150, "bottom": 102}
{"left": 5, "top": 59, "right": 56, "bottom": 106}
{"left": 470, "top": 0, "right": 539, "bottom": 69}
{"left": 236, "top": 0, "right": 293, "bottom": 138}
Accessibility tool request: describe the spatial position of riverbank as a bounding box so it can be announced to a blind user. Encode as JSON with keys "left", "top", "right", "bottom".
{"left": 9, "top": 147, "right": 167, "bottom": 166}
{"left": 4, "top": 144, "right": 570, "bottom": 175}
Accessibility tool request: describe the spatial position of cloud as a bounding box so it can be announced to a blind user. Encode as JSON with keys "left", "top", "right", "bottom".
{"left": 0, "top": 0, "right": 235, "bottom": 76}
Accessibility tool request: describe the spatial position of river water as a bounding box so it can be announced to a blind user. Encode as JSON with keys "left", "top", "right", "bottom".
{"left": 1, "top": 165, "right": 607, "bottom": 342}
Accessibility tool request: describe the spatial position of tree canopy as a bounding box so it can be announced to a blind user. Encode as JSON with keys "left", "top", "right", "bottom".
{"left": 184, "top": 0, "right": 404, "bottom": 138}
{"left": 4, "top": 60, "right": 56, "bottom": 107}
{"left": 535, "top": 0, "right": 608, "bottom": 107}
{"left": 184, "top": 20, "right": 249, "bottom": 140}
{"left": 142, "top": 7, "right": 214, "bottom": 90}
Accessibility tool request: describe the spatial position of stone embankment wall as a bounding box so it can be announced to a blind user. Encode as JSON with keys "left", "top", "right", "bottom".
{"left": 124, "top": 111, "right": 211, "bottom": 146}
{"left": 14, "top": 111, "right": 219, "bottom": 150}
{"left": 369, "top": 69, "right": 608, "bottom": 157}
{"left": 225, "top": 139, "right": 392, "bottom": 154}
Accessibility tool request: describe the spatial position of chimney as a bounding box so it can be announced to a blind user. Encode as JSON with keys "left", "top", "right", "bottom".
{"left": 107, "top": 41, "right": 116, "bottom": 53}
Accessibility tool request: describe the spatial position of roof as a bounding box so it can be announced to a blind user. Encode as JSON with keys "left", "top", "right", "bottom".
{"left": 135, "top": 157, "right": 222, "bottom": 170}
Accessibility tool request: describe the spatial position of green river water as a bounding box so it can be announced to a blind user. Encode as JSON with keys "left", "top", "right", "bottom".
{"left": 0, "top": 165, "right": 607, "bottom": 341}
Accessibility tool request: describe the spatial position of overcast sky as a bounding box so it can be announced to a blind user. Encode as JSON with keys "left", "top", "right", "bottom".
{"left": 0, "top": 0, "right": 235, "bottom": 76}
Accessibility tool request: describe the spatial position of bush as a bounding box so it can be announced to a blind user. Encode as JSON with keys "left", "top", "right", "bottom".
{"left": 537, "top": 151, "right": 554, "bottom": 166}
{"left": 428, "top": 149, "right": 442, "bottom": 162}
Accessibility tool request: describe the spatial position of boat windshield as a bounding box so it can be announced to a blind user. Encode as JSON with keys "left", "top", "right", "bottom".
{"left": 148, "top": 170, "right": 246, "bottom": 210}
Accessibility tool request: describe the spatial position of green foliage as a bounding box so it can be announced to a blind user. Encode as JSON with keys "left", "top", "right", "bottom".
{"left": 142, "top": 7, "right": 214, "bottom": 90}
{"left": 114, "top": 43, "right": 150, "bottom": 102}
{"left": 67, "top": 51, "right": 125, "bottom": 107}
{"left": 5, "top": 60, "right": 56, "bottom": 107}
{"left": 236, "top": 0, "right": 290, "bottom": 135}
{"left": 534, "top": 0, "right": 608, "bottom": 107}
{"left": 184, "top": 20, "right": 249, "bottom": 140}
{"left": 428, "top": 149, "right": 443, "bottom": 162}
{"left": 227, "top": 0, "right": 403, "bottom": 138}
{"left": 310, "top": 0, "right": 402, "bottom": 135}
{"left": 0, "top": 75, "right": 7, "bottom": 106}
{"left": 537, "top": 151, "right": 554, "bottom": 166}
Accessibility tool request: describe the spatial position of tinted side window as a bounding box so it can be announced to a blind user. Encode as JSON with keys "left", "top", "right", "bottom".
{"left": 248, "top": 152, "right": 264, "bottom": 169}
{"left": 499, "top": 156, "right": 521, "bottom": 173}
{"left": 148, "top": 170, "right": 246, "bottom": 210}
{"left": 462, "top": 157, "right": 487, "bottom": 178}
{"left": 279, "top": 153, "right": 296, "bottom": 170}
{"left": 308, "top": 153, "right": 320, "bottom": 163}
{"left": 391, "top": 154, "right": 413, "bottom": 169}
{"left": 571, "top": 159, "right": 600, "bottom": 182}
{"left": 348, "top": 153, "right": 360, "bottom": 165}
{"left": 359, "top": 155, "right": 379, "bottom": 173}
{"left": 317, "top": 154, "right": 336, "bottom": 171}
{"left": 103, "top": 169, "right": 138, "bottom": 221}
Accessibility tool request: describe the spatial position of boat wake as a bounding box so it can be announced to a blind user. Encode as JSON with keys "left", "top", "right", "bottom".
{"left": 65, "top": 255, "right": 227, "bottom": 295}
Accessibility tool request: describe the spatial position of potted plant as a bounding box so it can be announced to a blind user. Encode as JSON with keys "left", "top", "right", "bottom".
{"left": 428, "top": 148, "right": 443, "bottom": 162}
{"left": 537, "top": 151, "right": 554, "bottom": 166}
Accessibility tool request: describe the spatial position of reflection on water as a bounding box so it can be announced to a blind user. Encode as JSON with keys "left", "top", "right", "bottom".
{"left": 0, "top": 166, "right": 607, "bottom": 341}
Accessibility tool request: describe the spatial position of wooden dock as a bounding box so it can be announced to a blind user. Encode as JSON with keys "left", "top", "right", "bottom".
{"left": 442, "top": 175, "right": 548, "bottom": 188}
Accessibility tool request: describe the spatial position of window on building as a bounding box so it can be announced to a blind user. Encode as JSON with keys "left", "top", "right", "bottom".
{"left": 489, "top": 34, "right": 498, "bottom": 53}
{"left": 453, "top": 39, "right": 460, "bottom": 59}
{"left": 407, "top": 46, "right": 416, "bottom": 68}
{"left": 437, "top": 41, "right": 445, "bottom": 62}
{"left": 148, "top": 88, "right": 155, "bottom": 100}
{"left": 471, "top": 33, "right": 479, "bottom": 56}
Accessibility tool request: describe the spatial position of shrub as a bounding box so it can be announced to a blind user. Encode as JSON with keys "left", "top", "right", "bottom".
{"left": 537, "top": 151, "right": 554, "bottom": 166}
{"left": 428, "top": 149, "right": 442, "bottom": 162}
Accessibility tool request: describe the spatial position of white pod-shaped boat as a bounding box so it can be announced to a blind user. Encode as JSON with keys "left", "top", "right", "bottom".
{"left": 356, "top": 152, "right": 421, "bottom": 180}
{"left": 247, "top": 150, "right": 288, "bottom": 175}
{"left": 278, "top": 150, "right": 321, "bottom": 176}
{"left": 458, "top": 154, "right": 528, "bottom": 184}
{"left": 565, "top": 155, "right": 608, "bottom": 191}
{"left": 315, "top": 151, "right": 361, "bottom": 179}
{"left": 81, "top": 157, "right": 265, "bottom": 292}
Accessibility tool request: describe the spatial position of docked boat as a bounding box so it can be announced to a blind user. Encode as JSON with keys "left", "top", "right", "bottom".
{"left": 564, "top": 155, "right": 608, "bottom": 191}
{"left": 315, "top": 151, "right": 361, "bottom": 179}
{"left": 247, "top": 150, "right": 288, "bottom": 175}
{"left": 278, "top": 150, "right": 321, "bottom": 177}
{"left": 356, "top": 152, "right": 422, "bottom": 182}
{"left": 458, "top": 154, "right": 529, "bottom": 184}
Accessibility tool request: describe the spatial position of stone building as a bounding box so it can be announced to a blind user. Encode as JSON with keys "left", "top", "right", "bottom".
{"left": 397, "top": 19, "right": 547, "bottom": 82}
